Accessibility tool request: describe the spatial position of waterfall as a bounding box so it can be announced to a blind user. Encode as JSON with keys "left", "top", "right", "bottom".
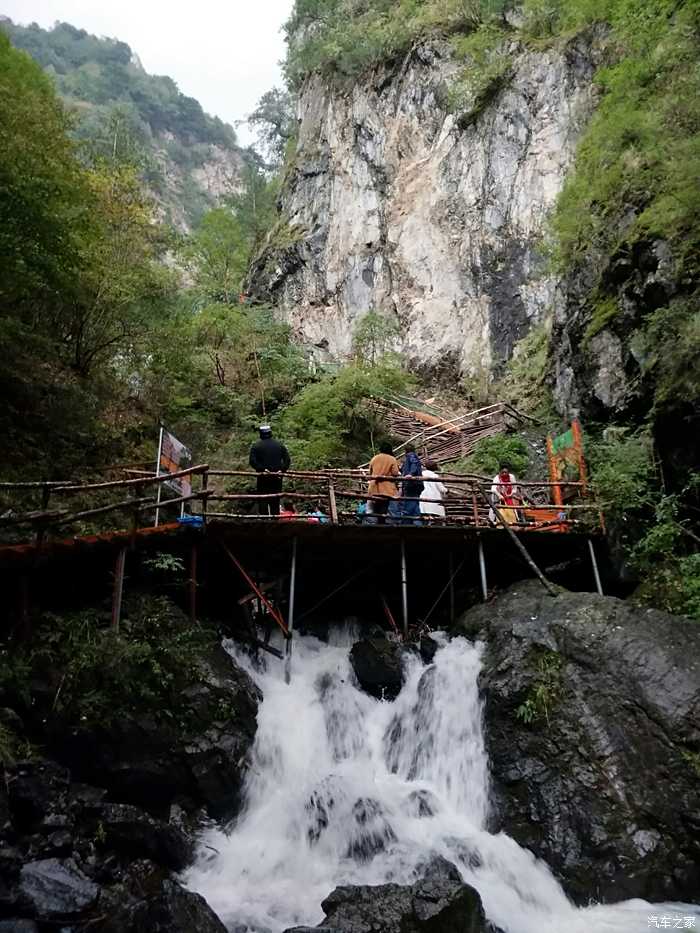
{"left": 185, "top": 630, "right": 700, "bottom": 933}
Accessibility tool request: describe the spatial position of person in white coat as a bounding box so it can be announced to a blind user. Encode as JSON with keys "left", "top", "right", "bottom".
{"left": 420, "top": 459, "right": 448, "bottom": 519}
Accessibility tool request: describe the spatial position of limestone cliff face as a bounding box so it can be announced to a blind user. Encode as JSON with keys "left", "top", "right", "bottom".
{"left": 152, "top": 135, "right": 245, "bottom": 233}
{"left": 249, "top": 34, "right": 599, "bottom": 378}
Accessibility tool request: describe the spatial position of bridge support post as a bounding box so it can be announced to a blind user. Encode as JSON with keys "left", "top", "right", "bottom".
{"left": 111, "top": 546, "right": 127, "bottom": 631}
{"left": 189, "top": 543, "right": 198, "bottom": 625}
{"left": 588, "top": 538, "right": 603, "bottom": 595}
{"left": 285, "top": 537, "right": 298, "bottom": 684}
{"left": 477, "top": 535, "right": 488, "bottom": 602}
{"left": 400, "top": 539, "right": 408, "bottom": 638}
{"left": 449, "top": 552, "right": 455, "bottom": 624}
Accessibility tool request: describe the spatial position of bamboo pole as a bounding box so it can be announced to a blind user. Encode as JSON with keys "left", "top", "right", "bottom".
{"left": 111, "top": 547, "right": 127, "bottom": 631}
{"left": 477, "top": 489, "right": 558, "bottom": 596}
{"left": 54, "top": 464, "right": 209, "bottom": 494}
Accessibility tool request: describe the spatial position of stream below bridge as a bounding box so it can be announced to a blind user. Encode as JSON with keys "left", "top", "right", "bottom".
{"left": 185, "top": 629, "right": 700, "bottom": 933}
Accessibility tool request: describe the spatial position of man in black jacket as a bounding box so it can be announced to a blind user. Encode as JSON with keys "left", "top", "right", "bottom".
{"left": 249, "top": 424, "right": 291, "bottom": 516}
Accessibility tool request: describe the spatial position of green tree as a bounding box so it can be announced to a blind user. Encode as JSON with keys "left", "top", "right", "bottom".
{"left": 64, "top": 162, "right": 176, "bottom": 376}
{"left": 183, "top": 208, "right": 248, "bottom": 304}
{"left": 281, "top": 360, "right": 412, "bottom": 468}
{"left": 352, "top": 310, "right": 401, "bottom": 365}
{"left": 246, "top": 87, "right": 296, "bottom": 168}
{"left": 228, "top": 157, "right": 281, "bottom": 254}
{"left": 0, "top": 32, "right": 87, "bottom": 309}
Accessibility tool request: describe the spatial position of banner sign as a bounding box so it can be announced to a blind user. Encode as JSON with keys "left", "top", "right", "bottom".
{"left": 157, "top": 428, "right": 191, "bottom": 496}
{"left": 546, "top": 419, "right": 587, "bottom": 505}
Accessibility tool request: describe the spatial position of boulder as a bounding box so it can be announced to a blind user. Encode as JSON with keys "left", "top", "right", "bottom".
{"left": 419, "top": 634, "right": 440, "bottom": 664}
{"left": 8, "top": 760, "right": 70, "bottom": 830}
{"left": 19, "top": 857, "right": 98, "bottom": 921}
{"left": 94, "top": 803, "right": 192, "bottom": 871}
{"left": 461, "top": 580, "right": 700, "bottom": 903}
{"left": 98, "top": 879, "right": 227, "bottom": 933}
{"left": 350, "top": 638, "right": 404, "bottom": 700}
{"left": 283, "top": 858, "right": 487, "bottom": 933}
{"left": 305, "top": 866, "right": 488, "bottom": 933}
{"left": 56, "top": 644, "right": 260, "bottom": 820}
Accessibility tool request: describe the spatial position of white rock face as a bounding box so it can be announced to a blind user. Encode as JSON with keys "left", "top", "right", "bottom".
{"left": 151, "top": 137, "right": 244, "bottom": 233}
{"left": 251, "top": 37, "right": 599, "bottom": 377}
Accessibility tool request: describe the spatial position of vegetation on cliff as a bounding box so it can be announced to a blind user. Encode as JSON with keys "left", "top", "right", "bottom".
{"left": 0, "top": 31, "right": 412, "bottom": 488}
{"left": 2, "top": 18, "right": 243, "bottom": 228}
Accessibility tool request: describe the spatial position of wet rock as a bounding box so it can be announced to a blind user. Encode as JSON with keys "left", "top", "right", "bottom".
{"left": 98, "top": 879, "right": 227, "bottom": 933}
{"left": 467, "top": 580, "right": 700, "bottom": 903}
{"left": 345, "top": 798, "right": 396, "bottom": 862}
{"left": 313, "top": 868, "right": 488, "bottom": 932}
{"left": 9, "top": 760, "right": 70, "bottom": 829}
{"left": 419, "top": 634, "right": 440, "bottom": 664}
{"left": 19, "top": 857, "right": 98, "bottom": 920}
{"left": 56, "top": 645, "right": 260, "bottom": 820}
{"left": 350, "top": 638, "right": 404, "bottom": 700}
{"left": 0, "top": 921, "right": 40, "bottom": 932}
{"left": 403, "top": 788, "right": 439, "bottom": 818}
{"left": 94, "top": 803, "right": 192, "bottom": 871}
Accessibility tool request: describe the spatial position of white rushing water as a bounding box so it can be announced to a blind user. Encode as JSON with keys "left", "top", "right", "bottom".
{"left": 186, "top": 628, "right": 700, "bottom": 933}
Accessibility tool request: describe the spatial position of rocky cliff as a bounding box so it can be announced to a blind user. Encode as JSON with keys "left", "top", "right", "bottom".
{"left": 458, "top": 581, "right": 700, "bottom": 904}
{"left": 249, "top": 33, "right": 600, "bottom": 378}
{"left": 2, "top": 18, "right": 245, "bottom": 232}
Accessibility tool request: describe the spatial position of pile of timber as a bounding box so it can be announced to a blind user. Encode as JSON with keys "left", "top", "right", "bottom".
{"left": 367, "top": 398, "right": 529, "bottom": 466}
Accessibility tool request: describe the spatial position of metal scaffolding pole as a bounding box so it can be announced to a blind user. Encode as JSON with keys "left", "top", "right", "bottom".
{"left": 400, "top": 539, "right": 408, "bottom": 637}
{"left": 478, "top": 535, "right": 488, "bottom": 602}
{"left": 285, "top": 537, "right": 298, "bottom": 683}
{"left": 588, "top": 538, "right": 603, "bottom": 595}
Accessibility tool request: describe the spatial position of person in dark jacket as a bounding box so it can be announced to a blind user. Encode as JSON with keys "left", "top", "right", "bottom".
{"left": 395, "top": 443, "right": 424, "bottom": 525}
{"left": 249, "top": 424, "right": 291, "bottom": 516}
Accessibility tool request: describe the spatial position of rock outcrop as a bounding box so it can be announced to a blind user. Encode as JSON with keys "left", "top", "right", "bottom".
{"left": 250, "top": 34, "right": 601, "bottom": 379}
{"left": 0, "top": 759, "right": 226, "bottom": 931}
{"left": 457, "top": 581, "right": 700, "bottom": 903}
{"left": 54, "top": 643, "right": 260, "bottom": 821}
{"left": 350, "top": 636, "right": 405, "bottom": 699}
{"left": 284, "top": 858, "right": 489, "bottom": 933}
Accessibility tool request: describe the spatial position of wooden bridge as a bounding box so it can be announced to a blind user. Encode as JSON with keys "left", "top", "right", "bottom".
{"left": 0, "top": 460, "right": 605, "bottom": 657}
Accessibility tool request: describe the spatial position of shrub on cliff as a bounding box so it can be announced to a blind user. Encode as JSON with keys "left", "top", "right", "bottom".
{"left": 0, "top": 595, "right": 218, "bottom": 733}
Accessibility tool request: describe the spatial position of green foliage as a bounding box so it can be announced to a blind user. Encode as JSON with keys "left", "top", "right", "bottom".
{"left": 142, "top": 552, "right": 186, "bottom": 575}
{"left": 2, "top": 19, "right": 241, "bottom": 229}
{"left": 0, "top": 35, "right": 177, "bottom": 477}
{"left": 284, "top": 0, "right": 509, "bottom": 85}
{"left": 498, "top": 324, "right": 554, "bottom": 416}
{"left": 452, "top": 434, "right": 530, "bottom": 477}
{"left": 682, "top": 747, "right": 700, "bottom": 778}
{"left": 3, "top": 20, "right": 236, "bottom": 148}
{"left": 281, "top": 361, "right": 413, "bottom": 468}
{"left": 0, "top": 31, "right": 87, "bottom": 308}
{"left": 634, "top": 300, "right": 700, "bottom": 415}
{"left": 515, "top": 650, "right": 563, "bottom": 727}
{"left": 589, "top": 431, "right": 700, "bottom": 618}
{"left": 589, "top": 429, "right": 657, "bottom": 517}
{"left": 184, "top": 209, "right": 249, "bottom": 304}
{"left": 352, "top": 311, "right": 401, "bottom": 365}
{"left": 448, "top": 23, "right": 511, "bottom": 125}
{"left": 584, "top": 297, "right": 620, "bottom": 342}
{"left": 0, "top": 596, "right": 216, "bottom": 731}
{"left": 544, "top": 0, "right": 700, "bottom": 350}
{"left": 247, "top": 87, "right": 296, "bottom": 168}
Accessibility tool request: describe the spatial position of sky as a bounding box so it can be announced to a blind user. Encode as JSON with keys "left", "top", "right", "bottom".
{"left": 1, "top": 0, "right": 294, "bottom": 145}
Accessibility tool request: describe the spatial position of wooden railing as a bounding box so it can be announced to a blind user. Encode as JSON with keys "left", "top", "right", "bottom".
{"left": 0, "top": 465, "right": 211, "bottom": 545}
{"left": 0, "top": 464, "right": 603, "bottom": 547}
